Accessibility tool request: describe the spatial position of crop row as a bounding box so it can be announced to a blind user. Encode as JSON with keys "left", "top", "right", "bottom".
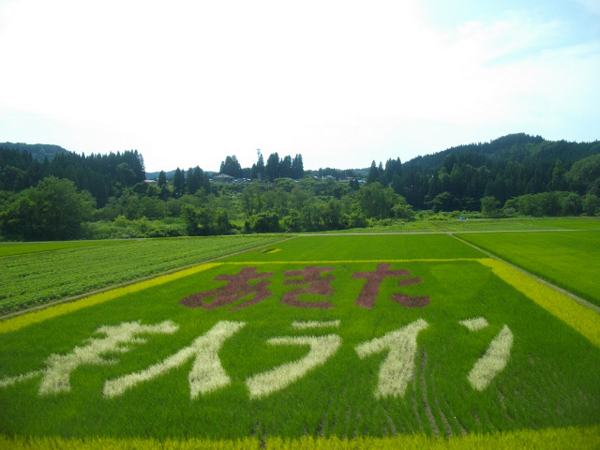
{"left": 0, "top": 236, "right": 284, "bottom": 316}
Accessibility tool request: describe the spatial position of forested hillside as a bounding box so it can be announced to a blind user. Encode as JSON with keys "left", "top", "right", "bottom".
{"left": 1, "top": 134, "right": 598, "bottom": 241}
{"left": 0, "top": 142, "right": 68, "bottom": 163}
{"left": 396, "top": 133, "right": 600, "bottom": 209}
{"left": 0, "top": 146, "right": 146, "bottom": 206}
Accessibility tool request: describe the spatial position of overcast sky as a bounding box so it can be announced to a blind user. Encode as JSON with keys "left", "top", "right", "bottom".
{"left": 1, "top": 0, "right": 599, "bottom": 172}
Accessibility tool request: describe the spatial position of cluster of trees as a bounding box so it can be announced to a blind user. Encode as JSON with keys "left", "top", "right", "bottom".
{"left": 394, "top": 135, "right": 600, "bottom": 210}
{"left": 481, "top": 191, "right": 599, "bottom": 218}
{"left": 236, "top": 177, "right": 413, "bottom": 234}
{"left": 262, "top": 153, "right": 304, "bottom": 181}
{"left": 0, "top": 146, "right": 145, "bottom": 207}
{"left": 1, "top": 134, "right": 599, "bottom": 241}
{"left": 217, "top": 152, "right": 305, "bottom": 182}
{"left": 158, "top": 176, "right": 413, "bottom": 237}
{"left": 0, "top": 177, "right": 95, "bottom": 240}
{"left": 156, "top": 166, "right": 211, "bottom": 199}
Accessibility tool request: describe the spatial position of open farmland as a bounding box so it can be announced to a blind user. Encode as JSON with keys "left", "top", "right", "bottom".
{"left": 0, "top": 240, "right": 128, "bottom": 258}
{"left": 456, "top": 231, "right": 600, "bottom": 307}
{"left": 0, "top": 235, "right": 286, "bottom": 315}
{"left": 325, "top": 216, "right": 600, "bottom": 234}
{"left": 1, "top": 234, "right": 599, "bottom": 448}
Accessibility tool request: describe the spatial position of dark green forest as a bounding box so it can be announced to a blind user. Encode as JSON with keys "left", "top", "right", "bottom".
{"left": 1, "top": 133, "right": 599, "bottom": 240}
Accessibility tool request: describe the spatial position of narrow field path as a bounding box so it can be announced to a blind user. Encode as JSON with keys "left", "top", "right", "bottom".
{"left": 302, "top": 228, "right": 590, "bottom": 236}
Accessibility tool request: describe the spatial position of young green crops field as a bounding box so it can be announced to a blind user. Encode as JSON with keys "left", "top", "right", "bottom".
{"left": 456, "top": 231, "right": 600, "bottom": 307}
{"left": 0, "top": 235, "right": 286, "bottom": 315}
{"left": 1, "top": 234, "right": 599, "bottom": 448}
{"left": 327, "top": 216, "right": 600, "bottom": 234}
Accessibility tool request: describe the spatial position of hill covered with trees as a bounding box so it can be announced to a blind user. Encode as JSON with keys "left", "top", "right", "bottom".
{"left": 0, "top": 142, "right": 69, "bottom": 163}
{"left": 1, "top": 134, "right": 598, "bottom": 240}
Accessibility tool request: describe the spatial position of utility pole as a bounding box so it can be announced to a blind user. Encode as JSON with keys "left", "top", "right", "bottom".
{"left": 257, "top": 149, "right": 262, "bottom": 180}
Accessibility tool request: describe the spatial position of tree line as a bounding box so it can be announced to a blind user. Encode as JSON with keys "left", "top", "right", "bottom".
{"left": 1, "top": 134, "right": 599, "bottom": 241}
{"left": 0, "top": 147, "right": 145, "bottom": 207}
{"left": 218, "top": 152, "right": 305, "bottom": 181}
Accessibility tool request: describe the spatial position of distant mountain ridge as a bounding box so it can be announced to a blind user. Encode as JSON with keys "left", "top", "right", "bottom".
{"left": 0, "top": 142, "right": 69, "bottom": 163}
{"left": 2, "top": 134, "right": 599, "bottom": 230}
{"left": 3, "top": 133, "right": 599, "bottom": 177}
{"left": 402, "top": 133, "right": 600, "bottom": 172}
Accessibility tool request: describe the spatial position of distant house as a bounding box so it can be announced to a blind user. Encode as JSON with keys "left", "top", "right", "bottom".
{"left": 212, "top": 173, "right": 235, "bottom": 184}
{"left": 313, "top": 175, "right": 336, "bottom": 181}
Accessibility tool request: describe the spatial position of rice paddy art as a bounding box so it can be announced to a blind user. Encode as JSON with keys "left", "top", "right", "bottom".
{"left": 1, "top": 234, "right": 599, "bottom": 443}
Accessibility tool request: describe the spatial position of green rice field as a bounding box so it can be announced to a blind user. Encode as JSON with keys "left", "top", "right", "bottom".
{"left": 327, "top": 216, "right": 600, "bottom": 234}
{"left": 457, "top": 231, "right": 600, "bottom": 307}
{"left": 0, "top": 235, "right": 286, "bottom": 315}
{"left": 1, "top": 232, "right": 599, "bottom": 448}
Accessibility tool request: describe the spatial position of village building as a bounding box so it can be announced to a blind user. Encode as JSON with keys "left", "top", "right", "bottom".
{"left": 212, "top": 173, "right": 235, "bottom": 184}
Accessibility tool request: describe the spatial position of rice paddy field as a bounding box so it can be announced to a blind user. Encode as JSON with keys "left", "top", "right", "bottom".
{"left": 327, "top": 216, "right": 600, "bottom": 234}
{"left": 456, "top": 231, "right": 600, "bottom": 307}
{"left": 1, "top": 230, "right": 599, "bottom": 449}
{"left": 0, "top": 235, "right": 285, "bottom": 315}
